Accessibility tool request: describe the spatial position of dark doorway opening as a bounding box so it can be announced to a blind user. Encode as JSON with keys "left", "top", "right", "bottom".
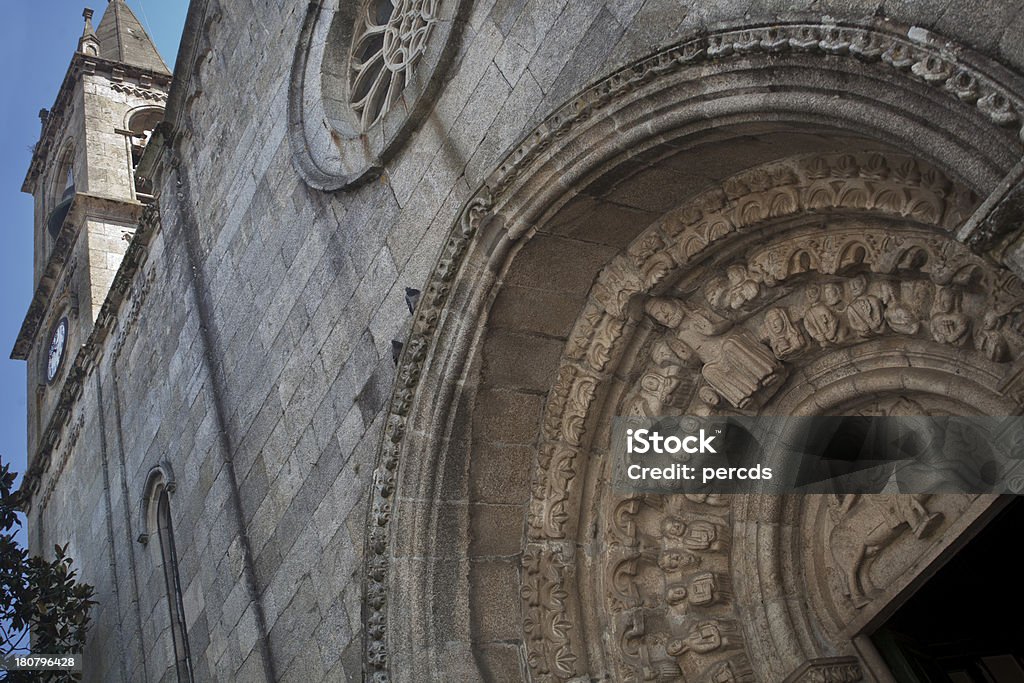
{"left": 872, "top": 497, "right": 1024, "bottom": 682}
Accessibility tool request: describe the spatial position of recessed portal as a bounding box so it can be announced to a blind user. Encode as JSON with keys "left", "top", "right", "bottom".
{"left": 873, "top": 498, "right": 1024, "bottom": 682}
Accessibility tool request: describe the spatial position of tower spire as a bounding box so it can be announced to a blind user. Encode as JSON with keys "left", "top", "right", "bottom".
{"left": 78, "top": 8, "right": 100, "bottom": 56}
{"left": 93, "top": 0, "right": 171, "bottom": 74}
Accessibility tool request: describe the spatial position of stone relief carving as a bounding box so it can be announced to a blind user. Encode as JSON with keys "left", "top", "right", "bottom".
{"left": 361, "top": 21, "right": 1024, "bottom": 680}
{"left": 515, "top": 154, "right": 1023, "bottom": 680}
{"left": 827, "top": 494, "right": 943, "bottom": 608}
{"left": 644, "top": 297, "right": 785, "bottom": 410}
{"left": 604, "top": 493, "right": 748, "bottom": 682}
{"left": 110, "top": 82, "right": 167, "bottom": 102}
{"left": 522, "top": 544, "right": 579, "bottom": 679}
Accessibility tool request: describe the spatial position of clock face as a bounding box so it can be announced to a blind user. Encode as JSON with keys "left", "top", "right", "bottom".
{"left": 46, "top": 317, "right": 68, "bottom": 383}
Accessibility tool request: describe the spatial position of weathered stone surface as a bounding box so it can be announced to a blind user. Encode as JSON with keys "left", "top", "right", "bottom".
{"left": 16, "top": 1, "right": 1024, "bottom": 682}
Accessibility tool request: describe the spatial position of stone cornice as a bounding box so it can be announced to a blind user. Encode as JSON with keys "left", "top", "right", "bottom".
{"left": 11, "top": 193, "right": 144, "bottom": 361}
{"left": 15, "top": 203, "right": 161, "bottom": 512}
{"left": 23, "top": 52, "right": 172, "bottom": 195}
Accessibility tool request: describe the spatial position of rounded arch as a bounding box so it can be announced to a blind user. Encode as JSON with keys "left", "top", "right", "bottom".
{"left": 362, "top": 19, "right": 1024, "bottom": 682}
{"left": 137, "top": 460, "right": 176, "bottom": 546}
{"left": 125, "top": 106, "right": 165, "bottom": 197}
{"left": 46, "top": 139, "right": 76, "bottom": 217}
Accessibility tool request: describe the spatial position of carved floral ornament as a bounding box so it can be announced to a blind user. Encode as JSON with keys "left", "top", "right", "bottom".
{"left": 360, "top": 20, "right": 1024, "bottom": 683}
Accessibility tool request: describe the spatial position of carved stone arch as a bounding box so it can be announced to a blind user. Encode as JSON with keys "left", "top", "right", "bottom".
{"left": 137, "top": 460, "right": 176, "bottom": 545}
{"left": 363, "top": 19, "right": 1024, "bottom": 683}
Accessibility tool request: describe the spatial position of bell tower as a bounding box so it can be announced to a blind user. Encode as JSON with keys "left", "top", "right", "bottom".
{"left": 11, "top": 2, "right": 172, "bottom": 456}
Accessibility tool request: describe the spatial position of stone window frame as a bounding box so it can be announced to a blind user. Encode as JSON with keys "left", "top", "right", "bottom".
{"left": 47, "top": 139, "right": 76, "bottom": 214}
{"left": 287, "top": 0, "right": 470, "bottom": 190}
{"left": 124, "top": 106, "right": 165, "bottom": 200}
{"left": 138, "top": 462, "right": 194, "bottom": 683}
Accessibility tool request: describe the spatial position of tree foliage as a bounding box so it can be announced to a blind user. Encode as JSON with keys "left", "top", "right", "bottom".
{"left": 0, "top": 459, "right": 95, "bottom": 682}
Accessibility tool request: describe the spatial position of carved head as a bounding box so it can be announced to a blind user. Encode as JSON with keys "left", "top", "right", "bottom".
{"left": 933, "top": 286, "right": 959, "bottom": 313}
{"left": 645, "top": 297, "right": 685, "bottom": 328}
{"left": 805, "top": 284, "right": 822, "bottom": 304}
{"left": 726, "top": 264, "right": 747, "bottom": 284}
{"left": 823, "top": 283, "right": 843, "bottom": 306}
{"left": 983, "top": 310, "right": 1002, "bottom": 330}
{"left": 850, "top": 274, "right": 868, "bottom": 297}
{"left": 764, "top": 308, "right": 787, "bottom": 335}
{"left": 665, "top": 584, "right": 689, "bottom": 606}
{"left": 661, "top": 516, "right": 687, "bottom": 540}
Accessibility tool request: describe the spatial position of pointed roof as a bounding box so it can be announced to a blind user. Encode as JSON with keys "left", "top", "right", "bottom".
{"left": 94, "top": 0, "right": 171, "bottom": 75}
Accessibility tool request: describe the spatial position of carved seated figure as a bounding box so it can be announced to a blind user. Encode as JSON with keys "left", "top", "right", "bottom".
{"left": 760, "top": 307, "right": 806, "bottom": 359}
{"left": 667, "top": 621, "right": 727, "bottom": 656}
{"left": 803, "top": 284, "right": 843, "bottom": 345}
{"left": 644, "top": 297, "right": 785, "bottom": 409}
{"left": 661, "top": 516, "right": 720, "bottom": 551}
{"left": 929, "top": 286, "right": 970, "bottom": 346}
{"left": 725, "top": 264, "right": 762, "bottom": 309}
{"left": 976, "top": 310, "right": 1010, "bottom": 362}
{"left": 878, "top": 281, "right": 920, "bottom": 335}
{"left": 846, "top": 274, "right": 885, "bottom": 336}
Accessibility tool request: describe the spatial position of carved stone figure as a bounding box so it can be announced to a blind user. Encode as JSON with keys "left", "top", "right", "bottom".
{"left": 846, "top": 275, "right": 885, "bottom": 336}
{"left": 661, "top": 516, "right": 720, "bottom": 551}
{"left": 761, "top": 307, "right": 806, "bottom": 359}
{"left": 645, "top": 297, "right": 785, "bottom": 409}
{"left": 878, "top": 281, "right": 920, "bottom": 334}
{"left": 976, "top": 311, "right": 1010, "bottom": 362}
{"left": 930, "top": 287, "right": 971, "bottom": 346}
{"left": 827, "top": 494, "right": 942, "bottom": 607}
{"left": 726, "top": 264, "right": 762, "bottom": 309}
{"left": 641, "top": 640, "right": 687, "bottom": 681}
{"left": 803, "top": 284, "right": 843, "bottom": 345}
{"left": 667, "top": 621, "right": 731, "bottom": 656}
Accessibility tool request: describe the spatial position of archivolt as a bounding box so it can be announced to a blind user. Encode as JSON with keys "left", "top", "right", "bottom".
{"left": 362, "top": 19, "right": 1024, "bottom": 682}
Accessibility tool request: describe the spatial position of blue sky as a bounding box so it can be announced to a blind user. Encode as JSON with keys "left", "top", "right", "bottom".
{"left": 0, "top": 1, "right": 189, "bottom": 535}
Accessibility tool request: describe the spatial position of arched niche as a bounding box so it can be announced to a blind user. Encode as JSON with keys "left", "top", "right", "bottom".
{"left": 362, "top": 19, "right": 1024, "bottom": 683}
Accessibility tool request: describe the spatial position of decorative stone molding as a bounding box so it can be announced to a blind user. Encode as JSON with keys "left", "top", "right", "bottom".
{"left": 362, "top": 20, "right": 1024, "bottom": 682}
{"left": 111, "top": 266, "right": 156, "bottom": 363}
{"left": 782, "top": 657, "right": 863, "bottom": 683}
{"left": 483, "top": 24, "right": 1024, "bottom": 204}
{"left": 288, "top": 0, "right": 469, "bottom": 190}
{"left": 111, "top": 82, "right": 168, "bottom": 102}
{"left": 36, "top": 415, "right": 85, "bottom": 516}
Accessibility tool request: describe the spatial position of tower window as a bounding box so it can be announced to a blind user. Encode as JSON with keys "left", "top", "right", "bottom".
{"left": 46, "top": 148, "right": 75, "bottom": 241}
{"left": 126, "top": 108, "right": 163, "bottom": 199}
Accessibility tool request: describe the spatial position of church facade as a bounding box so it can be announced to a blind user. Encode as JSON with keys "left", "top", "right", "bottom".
{"left": 13, "top": 0, "right": 1024, "bottom": 681}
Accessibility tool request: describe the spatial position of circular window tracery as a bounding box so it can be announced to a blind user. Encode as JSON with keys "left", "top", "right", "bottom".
{"left": 350, "top": 0, "right": 439, "bottom": 131}
{"left": 288, "top": 0, "right": 464, "bottom": 191}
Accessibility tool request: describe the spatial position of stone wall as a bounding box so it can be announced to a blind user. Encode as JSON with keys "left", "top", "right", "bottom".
{"left": 22, "top": 0, "right": 1024, "bottom": 681}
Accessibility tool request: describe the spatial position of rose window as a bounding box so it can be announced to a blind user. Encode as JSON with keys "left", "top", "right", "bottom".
{"left": 350, "top": 0, "right": 439, "bottom": 130}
